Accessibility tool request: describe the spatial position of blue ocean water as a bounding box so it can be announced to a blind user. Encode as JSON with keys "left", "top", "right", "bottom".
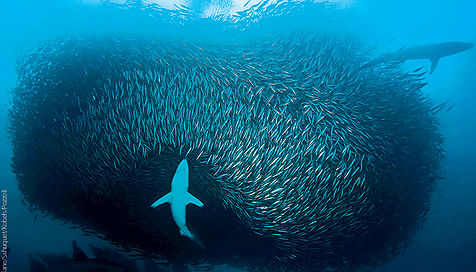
{"left": 0, "top": 0, "right": 475, "bottom": 271}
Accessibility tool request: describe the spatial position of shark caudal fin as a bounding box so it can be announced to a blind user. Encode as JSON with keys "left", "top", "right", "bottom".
{"left": 179, "top": 227, "right": 193, "bottom": 238}
{"left": 429, "top": 58, "right": 440, "bottom": 75}
{"left": 151, "top": 192, "right": 171, "bottom": 208}
{"left": 180, "top": 227, "right": 205, "bottom": 248}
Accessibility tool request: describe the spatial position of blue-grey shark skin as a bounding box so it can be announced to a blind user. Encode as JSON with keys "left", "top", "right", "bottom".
{"left": 151, "top": 159, "right": 204, "bottom": 244}
{"left": 29, "top": 241, "right": 138, "bottom": 272}
{"left": 371, "top": 42, "right": 473, "bottom": 74}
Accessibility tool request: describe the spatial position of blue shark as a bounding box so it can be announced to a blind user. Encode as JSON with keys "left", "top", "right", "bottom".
{"left": 151, "top": 159, "right": 204, "bottom": 244}
{"left": 28, "top": 241, "right": 139, "bottom": 272}
{"left": 367, "top": 42, "right": 473, "bottom": 74}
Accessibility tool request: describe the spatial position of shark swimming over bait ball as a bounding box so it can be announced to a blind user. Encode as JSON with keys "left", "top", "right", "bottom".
{"left": 151, "top": 159, "right": 204, "bottom": 245}
{"left": 11, "top": 34, "right": 446, "bottom": 271}
{"left": 366, "top": 41, "right": 473, "bottom": 74}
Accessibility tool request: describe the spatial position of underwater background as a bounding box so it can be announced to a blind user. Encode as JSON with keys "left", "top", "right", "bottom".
{"left": 0, "top": 0, "right": 475, "bottom": 271}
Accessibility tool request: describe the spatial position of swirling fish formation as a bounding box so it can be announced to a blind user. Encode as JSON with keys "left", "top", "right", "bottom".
{"left": 10, "top": 34, "right": 442, "bottom": 271}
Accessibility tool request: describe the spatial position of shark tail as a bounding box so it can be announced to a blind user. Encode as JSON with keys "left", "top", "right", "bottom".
{"left": 180, "top": 227, "right": 204, "bottom": 248}
{"left": 179, "top": 227, "right": 193, "bottom": 239}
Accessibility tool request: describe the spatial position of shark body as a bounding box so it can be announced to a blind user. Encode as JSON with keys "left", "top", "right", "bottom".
{"left": 151, "top": 159, "right": 204, "bottom": 243}
{"left": 29, "top": 241, "right": 140, "bottom": 272}
{"left": 369, "top": 42, "right": 473, "bottom": 74}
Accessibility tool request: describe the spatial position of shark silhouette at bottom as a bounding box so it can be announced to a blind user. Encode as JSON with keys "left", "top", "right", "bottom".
{"left": 28, "top": 241, "right": 175, "bottom": 272}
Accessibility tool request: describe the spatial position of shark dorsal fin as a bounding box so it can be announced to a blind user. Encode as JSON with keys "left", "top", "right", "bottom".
{"left": 430, "top": 58, "right": 440, "bottom": 75}
{"left": 72, "top": 241, "right": 88, "bottom": 261}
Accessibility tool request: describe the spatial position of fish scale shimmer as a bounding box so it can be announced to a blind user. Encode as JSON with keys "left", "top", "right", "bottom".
{"left": 10, "top": 34, "right": 443, "bottom": 271}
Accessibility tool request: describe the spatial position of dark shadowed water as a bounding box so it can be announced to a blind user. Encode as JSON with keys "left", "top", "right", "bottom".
{"left": 1, "top": 1, "right": 475, "bottom": 271}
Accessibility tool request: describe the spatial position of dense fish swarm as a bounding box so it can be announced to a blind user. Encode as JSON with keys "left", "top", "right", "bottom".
{"left": 11, "top": 34, "right": 442, "bottom": 271}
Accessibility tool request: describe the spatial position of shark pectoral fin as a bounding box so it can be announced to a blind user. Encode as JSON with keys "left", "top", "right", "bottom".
{"left": 186, "top": 193, "right": 204, "bottom": 207}
{"left": 151, "top": 192, "right": 171, "bottom": 208}
{"left": 430, "top": 58, "right": 440, "bottom": 75}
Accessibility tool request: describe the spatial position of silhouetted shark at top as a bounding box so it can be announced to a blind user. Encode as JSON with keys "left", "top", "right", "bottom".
{"left": 366, "top": 42, "right": 473, "bottom": 74}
